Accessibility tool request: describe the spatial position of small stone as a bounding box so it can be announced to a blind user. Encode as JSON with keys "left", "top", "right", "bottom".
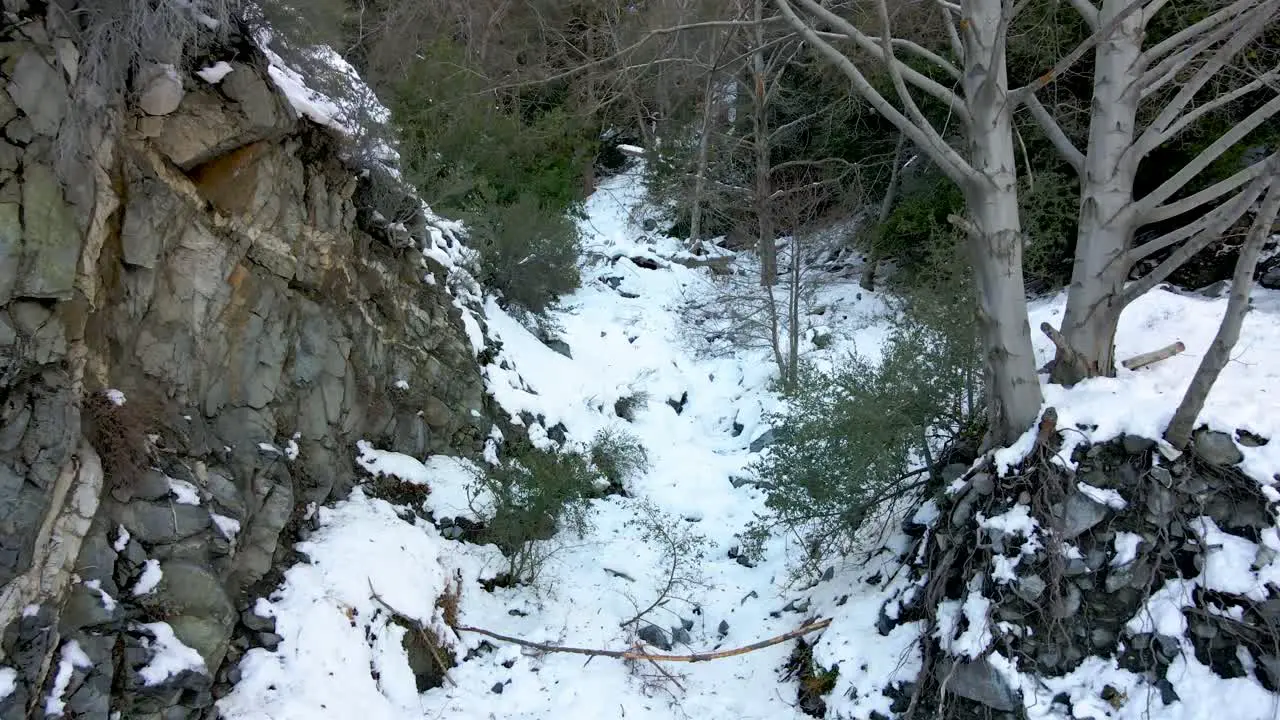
{"left": 1052, "top": 583, "right": 1082, "bottom": 619}
{"left": 241, "top": 610, "right": 275, "bottom": 633}
{"left": 258, "top": 632, "right": 282, "bottom": 651}
{"left": 638, "top": 624, "right": 671, "bottom": 650}
{"left": 491, "top": 682, "right": 504, "bottom": 694}
{"left": 736, "top": 555, "right": 754, "bottom": 568}
{"left": 970, "top": 473, "right": 994, "bottom": 495}
{"left": 1091, "top": 628, "right": 1116, "bottom": 649}
{"left": 680, "top": 617, "right": 693, "bottom": 631}
{"left": 1122, "top": 434, "right": 1156, "bottom": 455}
{"left": 1155, "top": 634, "right": 1180, "bottom": 659}
{"left": 717, "top": 620, "right": 729, "bottom": 637}
{"left": 1235, "top": 429, "right": 1268, "bottom": 448}
{"left": 820, "top": 566, "right": 834, "bottom": 582}
{"left": 1014, "top": 575, "right": 1047, "bottom": 603}
{"left": 1192, "top": 429, "right": 1243, "bottom": 467}
{"left": 671, "top": 626, "right": 691, "bottom": 645}
{"left": 1059, "top": 491, "right": 1110, "bottom": 539}
{"left": 1156, "top": 678, "right": 1180, "bottom": 704}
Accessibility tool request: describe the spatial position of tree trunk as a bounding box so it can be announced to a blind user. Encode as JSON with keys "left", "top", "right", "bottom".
{"left": 752, "top": 0, "right": 777, "bottom": 286}
{"left": 961, "top": 0, "right": 1043, "bottom": 445}
{"left": 1165, "top": 177, "right": 1280, "bottom": 448}
{"left": 1051, "top": 0, "right": 1146, "bottom": 385}
{"left": 861, "top": 132, "right": 907, "bottom": 291}
{"left": 787, "top": 235, "right": 801, "bottom": 391}
{"left": 689, "top": 69, "right": 718, "bottom": 248}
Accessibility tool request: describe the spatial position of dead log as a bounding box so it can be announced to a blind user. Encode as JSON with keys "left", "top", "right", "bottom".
{"left": 1120, "top": 341, "right": 1186, "bottom": 371}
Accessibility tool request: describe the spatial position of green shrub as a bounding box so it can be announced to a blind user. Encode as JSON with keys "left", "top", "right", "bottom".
{"left": 1019, "top": 171, "right": 1080, "bottom": 293}
{"left": 472, "top": 444, "right": 598, "bottom": 583}
{"left": 743, "top": 289, "right": 983, "bottom": 573}
{"left": 467, "top": 195, "right": 582, "bottom": 313}
{"left": 589, "top": 428, "right": 650, "bottom": 492}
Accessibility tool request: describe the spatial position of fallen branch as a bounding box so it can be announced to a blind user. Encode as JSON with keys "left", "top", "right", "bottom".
{"left": 1120, "top": 341, "right": 1185, "bottom": 371}
{"left": 455, "top": 617, "right": 832, "bottom": 663}
{"left": 368, "top": 581, "right": 455, "bottom": 687}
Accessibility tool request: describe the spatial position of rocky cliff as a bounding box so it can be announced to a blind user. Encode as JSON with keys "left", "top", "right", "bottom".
{"left": 0, "top": 6, "right": 492, "bottom": 718}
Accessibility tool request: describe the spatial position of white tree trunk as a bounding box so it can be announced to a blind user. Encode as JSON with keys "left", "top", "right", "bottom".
{"left": 1052, "top": 0, "right": 1146, "bottom": 384}
{"left": 961, "top": 0, "right": 1043, "bottom": 444}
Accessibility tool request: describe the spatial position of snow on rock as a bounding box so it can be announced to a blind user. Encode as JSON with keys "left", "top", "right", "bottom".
{"left": 105, "top": 388, "right": 126, "bottom": 406}
{"left": 84, "top": 579, "right": 117, "bottom": 612}
{"left": 137, "top": 622, "right": 206, "bottom": 686}
{"left": 44, "top": 640, "right": 91, "bottom": 716}
{"left": 112, "top": 524, "right": 131, "bottom": 552}
{"left": 196, "top": 60, "right": 233, "bottom": 84}
{"left": 0, "top": 666, "right": 15, "bottom": 700}
{"left": 132, "top": 559, "right": 162, "bottom": 596}
{"left": 167, "top": 477, "right": 201, "bottom": 505}
{"left": 212, "top": 513, "right": 241, "bottom": 540}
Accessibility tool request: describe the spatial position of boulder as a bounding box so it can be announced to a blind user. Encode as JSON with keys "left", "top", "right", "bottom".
{"left": 17, "top": 162, "right": 80, "bottom": 299}
{"left": 6, "top": 51, "right": 67, "bottom": 135}
{"left": 136, "top": 63, "right": 184, "bottom": 116}
{"left": 1193, "top": 429, "right": 1243, "bottom": 467}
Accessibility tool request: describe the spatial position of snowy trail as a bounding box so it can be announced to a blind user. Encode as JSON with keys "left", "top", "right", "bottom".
{"left": 219, "top": 163, "right": 1280, "bottom": 720}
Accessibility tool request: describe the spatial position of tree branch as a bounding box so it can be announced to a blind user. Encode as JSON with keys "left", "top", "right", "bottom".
{"left": 1140, "top": 0, "right": 1264, "bottom": 68}
{"left": 772, "top": 0, "right": 976, "bottom": 186}
{"left": 1145, "top": 65, "right": 1280, "bottom": 153}
{"left": 1129, "top": 182, "right": 1261, "bottom": 261}
{"left": 1123, "top": 174, "right": 1269, "bottom": 306}
{"left": 935, "top": 0, "right": 965, "bottom": 63}
{"left": 456, "top": 618, "right": 832, "bottom": 663}
{"left": 791, "top": 0, "right": 970, "bottom": 120}
{"left": 1011, "top": 0, "right": 1146, "bottom": 100}
{"left": 1020, "top": 93, "right": 1085, "bottom": 176}
{"left": 1066, "top": 0, "right": 1100, "bottom": 29}
{"left": 1143, "top": 153, "right": 1279, "bottom": 223}
{"left": 1137, "top": 95, "right": 1280, "bottom": 213}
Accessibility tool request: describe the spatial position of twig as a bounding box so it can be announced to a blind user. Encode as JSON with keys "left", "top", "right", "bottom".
{"left": 1120, "top": 341, "right": 1186, "bottom": 371}
{"left": 456, "top": 618, "right": 833, "bottom": 663}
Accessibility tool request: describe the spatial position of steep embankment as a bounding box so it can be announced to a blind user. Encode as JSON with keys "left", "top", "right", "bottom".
{"left": 0, "top": 6, "right": 493, "bottom": 718}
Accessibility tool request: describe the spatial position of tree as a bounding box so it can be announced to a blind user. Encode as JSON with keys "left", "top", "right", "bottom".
{"left": 1019, "top": 0, "right": 1280, "bottom": 384}
{"left": 774, "top": 0, "right": 1044, "bottom": 445}
{"left": 1165, "top": 165, "right": 1280, "bottom": 448}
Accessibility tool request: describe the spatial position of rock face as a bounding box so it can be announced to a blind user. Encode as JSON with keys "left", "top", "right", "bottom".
{"left": 0, "top": 6, "right": 492, "bottom": 718}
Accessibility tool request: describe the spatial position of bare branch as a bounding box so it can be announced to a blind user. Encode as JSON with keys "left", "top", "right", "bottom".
{"left": 1066, "top": 0, "right": 1100, "bottom": 29}
{"left": 1121, "top": 341, "right": 1186, "bottom": 370}
{"left": 1021, "top": 93, "right": 1085, "bottom": 176}
{"left": 1141, "top": 0, "right": 1263, "bottom": 68}
{"left": 790, "top": 0, "right": 970, "bottom": 120}
{"left": 935, "top": 0, "right": 965, "bottom": 63}
{"left": 1123, "top": 176, "right": 1269, "bottom": 305}
{"left": 1144, "top": 65, "right": 1280, "bottom": 153}
{"left": 1135, "top": 5, "right": 1275, "bottom": 157}
{"left": 1144, "top": 153, "right": 1279, "bottom": 223}
{"left": 1129, "top": 180, "right": 1262, "bottom": 261}
{"left": 772, "top": 0, "right": 976, "bottom": 185}
{"left": 1137, "top": 95, "right": 1280, "bottom": 213}
{"left": 873, "top": 0, "right": 950, "bottom": 153}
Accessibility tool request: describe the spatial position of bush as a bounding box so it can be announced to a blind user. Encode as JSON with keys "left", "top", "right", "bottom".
{"left": 589, "top": 428, "right": 649, "bottom": 492}
{"left": 467, "top": 195, "right": 582, "bottom": 313}
{"left": 743, "top": 289, "right": 983, "bottom": 573}
{"left": 471, "top": 443, "right": 598, "bottom": 583}
{"left": 1019, "top": 171, "right": 1080, "bottom": 293}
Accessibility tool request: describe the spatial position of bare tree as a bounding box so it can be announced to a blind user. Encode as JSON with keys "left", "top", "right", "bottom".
{"left": 860, "top": 132, "right": 908, "bottom": 291}
{"left": 1165, "top": 166, "right": 1280, "bottom": 448}
{"left": 775, "top": 0, "right": 1044, "bottom": 445}
{"left": 1016, "top": 0, "right": 1280, "bottom": 384}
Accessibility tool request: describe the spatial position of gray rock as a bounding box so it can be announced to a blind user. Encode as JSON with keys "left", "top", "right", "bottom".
{"left": 114, "top": 500, "right": 211, "bottom": 545}
{"left": 3, "top": 116, "right": 32, "bottom": 144}
{"left": 1193, "top": 429, "right": 1243, "bottom": 467}
{"left": 60, "top": 582, "right": 119, "bottom": 630}
{"left": 241, "top": 609, "right": 275, "bottom": 633}
{"left": 638, "top": 624, "right": 671, "bottom": 650}
{"left": 491, "top": 682, "right": 504, "bottom": 694}
{"left": 136, "top": 63, "right": 184, "bottom": 116}
{"left": 18, "top": 162, "right": 80, "bottom": 299}
{"left": 937, "top": 658, "right": 1018, "bottom": 712}
{"left": 6, "top": 51, "right": 68, "bottom": 135}
{"left": 717, "top": 620, "right": 729, "bottom": 637}
{"left": 230, "top": 478, "right": 292, "bottom": 592}
{"left": 1091, "top": 628, "right": 1116, "bottom": 649}
{"left": 1014, "top": 574, "right": 1046, "bottom": 603}
{"left": 749, "top": 429, "right": 777, "bottom": 453}
{"left": 1051, "top": 583, "right": 1082, "bottom": 619}
{"left": 258, "top": 632, "right": 282, "bottom": 651}
{"left": 163, "top": 614, "right": 230, "bottom": 674}
{"left": 220, "top": 62, "right": 288, "bottom": 130}
{"left": 1058, "top": 491, "right": 1110, "bottom": 540}
{"left": 0, "top": 201, "right": 18, "bottom": 303}
{"left": 1122, "top": 434, "right": 1156, "bottom": 455}
{"left": 970, "top": 473, "right": 995, "bottom": 495}
{"left": 671, "top": 626, "right": 692, "bottom": 645}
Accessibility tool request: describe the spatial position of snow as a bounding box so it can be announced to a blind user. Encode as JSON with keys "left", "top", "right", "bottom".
{"left": 212, "top": 513, "right": 242, "bottom": 540}
{"left": 137, "top": 622, "right": 206, "bottom": 686}
{"left": 1112, "top": 531, "right": 1143, "bottom": 567}
{"left": 45, "top": 640, "right": 91, "bottom": 716}
{"left": 0, "top": 666, "right": 14, "bottom": 700}
{"left": 112, "top": 525, "right": 130, "bottom": 552}
{"left": 167, "top": 477, "right": 201, "bottom": 505}
{"left": 394, "top": 379, "right": 410, "bottom": 390}
{"left": 132, "top": 559, "right": 162, "bottom": 596}
{"left": 105, "top": 388, "right": 126, "bottom": 406}
{"left": 197, "top": 61, "right": 233, "bottom": 84}
{"left": 1077, "top": 480, "right": 1127, "bottom": 510}
{"left": 214, "top": 153, "right": 1280, "bottom": 720}
{"left": 84, "top": 579, "right": 117, "bottom": 612}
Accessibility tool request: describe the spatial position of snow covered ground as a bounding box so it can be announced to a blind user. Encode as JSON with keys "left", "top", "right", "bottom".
{"left": 217, "top": 161, "right": 1280, "bottom": 719}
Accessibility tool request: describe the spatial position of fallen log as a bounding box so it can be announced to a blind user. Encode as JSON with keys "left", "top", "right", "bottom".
{"left": 1120, "top": 341, "right": 1185, "bottom": 371}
